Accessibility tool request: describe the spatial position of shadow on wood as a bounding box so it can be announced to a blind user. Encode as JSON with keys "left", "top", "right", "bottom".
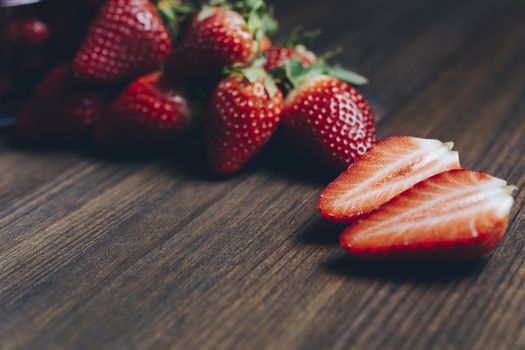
{"left": 323, "top": 254, "right": 488, "bottom": 283}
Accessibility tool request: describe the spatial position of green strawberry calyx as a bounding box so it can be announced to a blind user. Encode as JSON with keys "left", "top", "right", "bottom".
{"left": 154, "top": 0, "right": 196, "bottom": 41}
{"left": 225, "top": 58, "right": 279, "bottom": 98}
{"left": 270, "top": 54, "right": 369, "bottom": 93}
{"left": 194, "top": 0, "right": 278, "bottom": 45}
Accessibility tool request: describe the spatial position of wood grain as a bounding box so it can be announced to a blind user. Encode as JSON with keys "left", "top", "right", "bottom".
{"left": 1, "top": 0, "right": 525, "bottom": 349}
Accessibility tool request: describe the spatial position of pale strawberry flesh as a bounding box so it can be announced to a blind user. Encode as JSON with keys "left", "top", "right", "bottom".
{"left": 340, "top": 170, "right": 516, "bottom": 260}
{"left": 319, "top": 136, "right": 461, "bottom": 223}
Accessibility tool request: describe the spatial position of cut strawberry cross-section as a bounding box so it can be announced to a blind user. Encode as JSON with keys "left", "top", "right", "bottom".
{"left": 340, "top": 169, "right": 517, "bottom": 260}
{"left": 319, "top": 136, "right": 461, "bottom": 223}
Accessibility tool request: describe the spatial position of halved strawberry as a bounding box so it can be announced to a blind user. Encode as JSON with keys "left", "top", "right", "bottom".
{"left": 95, "top": 71, "right": 192, "bottom": 148}
{"left": 340, "top": 169, "right": 517, "bottom": 260}
{"left": 72, "top": 0, "right": 172, "bottom": 83}
{"left": 319, "top": 136, "right": 461, "bottom": 223}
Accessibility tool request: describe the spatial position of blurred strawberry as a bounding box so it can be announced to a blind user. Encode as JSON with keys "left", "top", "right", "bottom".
{"left": 264, "top": 27, "right": 319, "bottom": 71}
{"left": 16, "top": 65, "right": 106, "bottom": 143}
{"left": 72, "top": 0, "right": 173, "bottom": 83}
{"left": 165, "top": 1, "right": 277, "bottom": 84}
{"left": 96, "top": 71, "right": 193, "bottom": 148}
{"left": 264, "top": 46, "right": 316, "bottom": 72}
{"left": 5, "top": 17, "right": 50, "bottom": 48}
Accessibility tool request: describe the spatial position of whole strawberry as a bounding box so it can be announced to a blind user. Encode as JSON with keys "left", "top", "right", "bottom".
{"left": 206, "top": 67, "right": 283, "bottom": 176}
{"left": 72, "top": 0, "right": 172, "bottom": 83}
{"left": 165, "top": 2, "right": 277, "bottom": 84}
{"left": 96, "top": 71, "right": 193, "bottom": 148}
{"left": 264, "top": 45, "right": 316, "bottom": 72}
{"left": 273, "top": 58, "right": 374, "bottom": 169}
{"left": 5, "top": 17, "right": 50, "bottom": 48}
{"left": 16, "top": 65, "right": 106, "bottom": 143}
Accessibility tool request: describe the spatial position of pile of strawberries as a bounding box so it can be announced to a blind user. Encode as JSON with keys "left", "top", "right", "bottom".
{"left": 0, "top": 0, "right": 104, "bottom": 100}
{"left": 14, "top": 0, "right": 517, "bottom": 261}
{"left": 15, "top": 0, "right": 374, "bottom": 176}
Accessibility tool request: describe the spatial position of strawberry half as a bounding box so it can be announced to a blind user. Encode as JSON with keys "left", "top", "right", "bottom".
{"left": 319, "top": 136, "right": 461, "bottom": 223}
{"left": 72, "top": 0, "right": 172, "bottom": 83}
{"left": 16, "top": 65, "right": 106, "bottom": 143}
{"left": 96, "top": 71, "right": 192, "bottom": 148}
{"left": 340, "top": 169, "right": 517, "bottom": 260}
{"left": 205, "top": 66, "right": 284, "bottom": 176}
{"left": 165, "top": 2, "right": 277, "bottom": 84}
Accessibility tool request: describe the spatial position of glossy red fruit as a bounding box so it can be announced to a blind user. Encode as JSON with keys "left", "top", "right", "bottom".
{"left": 319, "top": 136, "right": 461, "bottom": 223}
{"left": 73, "top": 0, "right": 171, "bottom": 83}
{"left": 6, "top": 17, "right": 50, "bottom": 48}
{"left": 96, "top": 71, "right": 192, "bottom": 148}
{"left": 283, "top": 75, "right": 376, "bottom": 169}
{"left": 206, "top": 72, "right": 284, "bottom": 176}
{"left": 264, "top": 46, "right": 316, "bottom": 72}
{"left": 165, "top": 7, "right": 259, "bottom": 83}
{"left": 16, "top": 65, "right": 105, "bottom": 143}
{"left": 340, "top": 170, "right": 517, "bottom": 260}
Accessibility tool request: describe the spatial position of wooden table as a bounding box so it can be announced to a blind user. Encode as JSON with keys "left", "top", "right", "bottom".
{"left": 2, "top": 0, "right": 525, "bottom": 349}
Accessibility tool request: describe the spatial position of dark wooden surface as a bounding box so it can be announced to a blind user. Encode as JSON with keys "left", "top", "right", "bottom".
{"left": 2, "top": 0, "right": 525, "bottom": 349}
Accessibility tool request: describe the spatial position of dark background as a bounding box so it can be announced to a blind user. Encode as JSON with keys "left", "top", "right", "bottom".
{"left": 2, "top": 0, "right": 525, "bottom": 349}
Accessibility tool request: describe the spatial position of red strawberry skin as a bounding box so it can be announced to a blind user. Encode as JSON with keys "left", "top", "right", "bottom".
{"left": 340, "top": 170, "right": 516, "bottom": 260}
{"left": 206, "top": 74, "right": 284, "bottom": 176}
{"left": 263, "top": 46, "right": 316, "bottom": 72}
{"left": 6, "top": 18, "right": 50, "bottom": 48}
{"left": 73, "top": 0, "right": 171, "bottom": 83}
{"left": 165, "top": 7, "right": 258, "bottom": 84}
{"left": 16, "top": 65, "right": 105, "bottom": 143}
{"left": 96, "top": 71, "right": 191, "bottom": 148}
{"left": 283, "top": 75, "right": 376, "bottom": 169}
{"left": 319, "top": 136, "right": 461, "bottom": 223}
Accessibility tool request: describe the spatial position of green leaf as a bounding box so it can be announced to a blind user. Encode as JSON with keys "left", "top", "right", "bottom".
{"left": 325, "top": 66, "right": 369, "bottom": 86}
{"left": 197, "top": 5, "right": 216, "bottom": 21}
{"left": 278, "top": 26, "right": 321, "bottom": 48}
{"left": 264, "top": 74, "right": 278, "bottom": 98}
{"left": 243, "top": 67, "right": 262, "bottom": 83}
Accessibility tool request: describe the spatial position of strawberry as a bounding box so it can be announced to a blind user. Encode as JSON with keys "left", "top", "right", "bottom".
{"left": 165, "top": 2, "right": 277, "bottom": 84}
{"left": 319, "top": 136, "right": 461, "bottom": 223}
{"left": 16, "top": 65, "right": 105, "bottom": 143}
{"left": 72, "top": 0, "right": 172, "bottom": 83}
{"left": 264, "top": 46, "right": 316, "bottom": 72}
{"left": 277, "top": 56, "right": 373, "bottom": 168}
{"left": 205, "top": 66, "right": 283, "bottom": 176}
{"left": 5, "top": 17, "right": 50, "bottom": 48}
{"left": 340, "top": 169, "right": 517, "bottom": 260}
{"left": 96, "top": 71, "right": 192, "bottom": 148}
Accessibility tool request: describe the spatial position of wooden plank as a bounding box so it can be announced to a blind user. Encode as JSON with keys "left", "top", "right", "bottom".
{"left": 1, "top": 0, "right": 525, "bottom": 349}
